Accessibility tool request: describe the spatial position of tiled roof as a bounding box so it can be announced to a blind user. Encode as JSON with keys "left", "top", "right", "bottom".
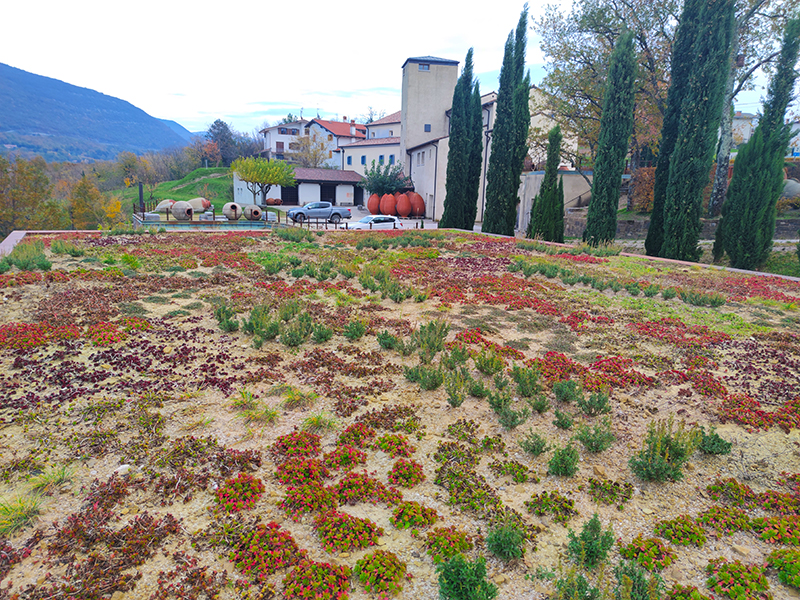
{"left": 402, "top": 56, "right": 459, "bottom": 68}
{"left": 341, "top": 137, "right": 401, "bottom": 148}
{"left": 293, "top": 168, "right": 364, "bottom": 184}
{"left": 309, "top": 119, "right": 367, "bottom": 139}
{"left": 369, "top": 111, "right": 401, "bottom": 126}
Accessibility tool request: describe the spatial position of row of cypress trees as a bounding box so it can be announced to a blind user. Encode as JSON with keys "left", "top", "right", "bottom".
{"left": 713, "top": 18, "right": 800, "bottom": 270}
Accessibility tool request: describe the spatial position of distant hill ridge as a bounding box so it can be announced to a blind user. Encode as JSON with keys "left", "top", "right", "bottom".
{"left": 0, "top": 63, "right": 192, "bottom": 162}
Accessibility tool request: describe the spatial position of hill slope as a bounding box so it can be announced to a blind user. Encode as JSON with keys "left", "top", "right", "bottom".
{"left": 0, "top": 63, "right": 192, "bottom": 161}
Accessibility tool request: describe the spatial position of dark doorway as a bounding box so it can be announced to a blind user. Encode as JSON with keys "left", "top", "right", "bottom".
{"left": 321, "top": 184, "right": 336, "bottom": 204}
{"left": 281, "top": 186, "right": 299, "bottom": 206}
{"left": 354, "top": 187, "right": 364, "bottom": 206}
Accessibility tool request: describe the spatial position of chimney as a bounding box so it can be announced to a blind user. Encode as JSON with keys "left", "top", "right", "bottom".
{"left": 350, "top": 119, "right": 356, "bottom": 135}
{"left": 735, "top": 111, "right": 742, "bottom": 117}
{"left": 342, "top": 116, "right": 347, "bottom": 122}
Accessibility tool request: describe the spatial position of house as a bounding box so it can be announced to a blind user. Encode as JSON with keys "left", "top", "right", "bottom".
{"left": 233, "top": 168, "right": 364, "bottom": 207}
{"left": 258, "top": 120, "right": 309, "bottom": 161}
{"left": 788, "top": 121, "right": 800, "bottom": 158}
{"left": 732, "top": 111, "right": 757, "bottom": 148}
{"left": 340, "top": 111, "right": 402, "bottom": 174}
{"left": 303, "top": 117, "right": 367, "bottom": 169}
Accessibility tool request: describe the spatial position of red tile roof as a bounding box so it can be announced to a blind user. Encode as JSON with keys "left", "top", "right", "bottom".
{"left": 341, "top": 137, "right": 400, "bottom": 148}
{"left": 369, "top": 111, "right": 401, "bottom": 126}
{"left": 293, "top": 168, "right": 364, "bottom": 184}
{"left": 309, "top": 119, "right": 366, "bottom": 139}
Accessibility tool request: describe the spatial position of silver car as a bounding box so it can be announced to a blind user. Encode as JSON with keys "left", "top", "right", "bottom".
{"left": 347, "top": 215, "right": 404, "bottom": 230}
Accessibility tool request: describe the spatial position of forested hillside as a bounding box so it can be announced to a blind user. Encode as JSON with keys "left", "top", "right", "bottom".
{"left": 0, "top": 63, "right": 191, "bottom": 161}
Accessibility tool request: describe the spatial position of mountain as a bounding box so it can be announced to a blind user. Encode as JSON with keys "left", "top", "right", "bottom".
{"left": 0, "top": 63, "right": 192, "bottom": 162}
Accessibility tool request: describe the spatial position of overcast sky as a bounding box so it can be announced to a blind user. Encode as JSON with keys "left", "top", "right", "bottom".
{"left": 3, "top": 0, "right": 766, "bottom": 135}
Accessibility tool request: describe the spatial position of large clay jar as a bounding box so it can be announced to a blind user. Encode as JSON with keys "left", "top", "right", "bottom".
{"left": 188, "top": 197, "right": 211, "bottom": 211}
{"left": 171, "top": 201, "right": 193, "bottom": 221}
{"left": 242, "top": 205, "right": 263, "bottom": 221}
{"left": 395, "top": 193, "right": 411, "bottom": 217}
{"left": 409, "top": 192, "right": 425, "bottom": 217}
{"left": 223, "top": 202, "right": 242, "bottom": 220}
{"left": 155, "top": 199, "right": 175, "bottom": 213}
{"left": 367, "top": 193, "right": 381, "bottom": 215}
{"left": 380, "top": 193, "right": 396, "bottom": 216}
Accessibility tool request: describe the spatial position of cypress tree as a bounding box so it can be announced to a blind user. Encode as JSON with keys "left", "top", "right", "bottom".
{"left": 528, "top": 125, "right": 564, "bottom": 242}
{"left": 714, "top": 18, "right": 800, "bottom": 269}
{"left": 583, "top": 30, "right": 637, "bottom": 246}
{"left": 660, "top": 0, "right": 735, "bottom": 261}
{"left": 441, "top": 49, "right": 483, "bottom": 231}
{"left": 464, "top": 83, "right": 483, "bottom": 229}
{"left": 482, "top": 6, "right": 530, "bottom": 236}
{"left": 644, "top": 0, "right": 705, "bottom": 257}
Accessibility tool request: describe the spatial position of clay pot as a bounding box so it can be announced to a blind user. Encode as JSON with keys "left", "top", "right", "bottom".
{"left": 171, "top": 201, "right": 193, "bottom": 221}
{"left": 154, "top": 199, "right": 175, "bottom": 213}
{"left": 242, "top": 205, "right": 263, "bottom": 221}
{"left": 367, "top": 193, "right": 381, "bottom": 215}
{"left": 396, "top": 193, "right": 411, "bottom": 217}
{"left": 380, "top": 193, "right": 396, "bottom": 216}
{"left": 273, "top": 197, "right": 282, "bottom": 205}
{"left": 409, "top": 192, "right": 425, "bottom": 217}
{"left": 188, "top": 197, "right": 211, "bottom": 211}
{"left": 223, "top": 202, "right": 242, "bottom": 220}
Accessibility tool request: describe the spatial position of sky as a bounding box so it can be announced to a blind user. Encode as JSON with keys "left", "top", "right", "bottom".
{"left": 3, "top": 0, "right": 767, "bottom": 135}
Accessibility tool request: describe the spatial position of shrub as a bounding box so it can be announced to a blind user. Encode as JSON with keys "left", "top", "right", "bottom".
{"left": 51, "top": 239, "right": 85, "bottom": 257}
{"left": 474, "top": 349, "right": 505, "bottom": 375}
{"left": 405, "top": 364, "right": 444, "bottom": 390}
{"left": 574, "top": 417, "right": 615, "bottom": 453}
{"left": 213, "top": 302, "right": 239, "bottom": 332}
{"left": 629, "top": 416, "right": 701, "bottom": 482}
{"left": 567, "top": 513, "right": 614, "bottom": 568}
{"left": 354, "top": 549, "right": 407, "bottom": 595}
{"left": 437, "top": 555, "right": 498, "bottom": 600}
{"left": 388, "top": 459, "right": 425, "bottom": 488}
{"left": 705, "top": 557, "right": 770, "bottom": 600}
{"left": 486, "top": 523, "right": 526, "bottom": 560}
{"left": 549, "top": 444, "right": 579, "bottom": 477}
{"left": 699, "top": 426, "right": 732, "bottom": 455}
{"left": 232, "top": 521, "right": 307, "bottom": 581}
{"left": 665, "top": 585, "right": 714, "bottom": 600}
{"left": 425, "top": 526, "right": 474, "bottom": 564}
{"left": 214, "top": 473, "right": 265, "bottom": 513}
{"left": 578, "top": 390, "right": 611, "bottom": 416}
{"left": 519, "top": 430, "right": 549, "bottom": 456}
{"left": 282, "top": 560, "right": 350, "bottom": 600}
{"left": 680, "top": 289, "right": 726, "bottom": 307}
{"left": 619, "top": 534, "right": 676, "bottom": 571}
{"left": 524, "top": 490, "right": 578, "bottom": 526}
{"left": 767, "top": 548, "right": 800, "bottom": 588}
{"left": 468, "top": 378, "right": 491, "bottom": 398}
{"left": 497, "top": 405, "right": 530, "bottom": 430}
{"left": 377, "top": 330, "right": 398, "bottom": 350}
{"left": 413, "top": 318, "right": 450, "bottom": 363}
{"left": 390, "top": 501, "right": 438, "bottom": 529}
{"left": 614, "top": 559, "right": 666, "bottom": 600}
{"left": 511, "top": 365, "right": 542, "bottom": 398}
{"left": 555, "top": 572, "right": 601, "bottom": 600}
{"left": 526, "top": 395, "right": 550, "bottom": 414}
{"left": 279, "top": 483, "right": 337, "bottom": 521}
{"left": 342, "top": 319, "right": 366, "bottom": 342}
{"left": 553, "top": 409, "right": 574, "bottom": 429}
{"left": 654, "top": 515, "right": 706, "bottom": 547}
{"left": 445, "top": 368, "right": 470, "bottom": 407}
{"left": 311, "top": 323, "right": 333, "bottom": 344}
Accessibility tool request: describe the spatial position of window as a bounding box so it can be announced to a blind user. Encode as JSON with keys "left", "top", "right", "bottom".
{"left": 304, "top": 128, "right": 310, "bottom": 136}
{"left": 419, "top": 64, "right": 430, "bottom": 71}
{"left": 276, "top": 141, "right": 284, "bottom": 151}
{"left": 379, "top": 155, "right": 384, "bottom": 164}
{"left": 347, "top": 156, "right": 352, "bottom": 165}
{"left": 328, "top": 134, "right": 333, "bottom": 141}
{"left": 389, "top": 155, "right": 395, "bottom": 165}
{"left": 424, "top": 124, "right": 431, "bottom": 132}
{"left": 328, "top": 151, "right": 332, "bottom": 158}
{"left": 279, "top": 127, "right": 287, "bottom": 135}
{"left": 291, "top": 128, "right": 298, "bottom": 135}
{"left": 371, "top": 132, "right": 375, "bottom": 138}
{"left": 389, "top": 130, "right": 393, "bottom": 136}
{"left": 361, "top": 155, "right": 366, "bottom": 165}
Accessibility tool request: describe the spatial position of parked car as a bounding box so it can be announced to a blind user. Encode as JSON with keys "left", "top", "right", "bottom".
{"left": 286, "top": 202, "right": 351, "bottom": 224}
{"left": 347, "top": 215, "right": 404, "bottom": 230}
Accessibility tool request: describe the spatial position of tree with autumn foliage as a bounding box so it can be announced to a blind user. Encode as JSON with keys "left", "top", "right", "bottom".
{"left": 231, "top": 157, "right": 296, "bottom": 205}
{"left": 69, "top": 173, "right": 123, "bottom": 230}
{"left": 0, "top": 155, "right": 68, "bottom": 236}
{"left": 288, "top": 134, "right": 334, "bottom": 168}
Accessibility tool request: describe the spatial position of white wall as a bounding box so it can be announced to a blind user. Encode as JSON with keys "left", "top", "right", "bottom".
{"left": 299, "top": 183, "right": 321, "bottom": 205}
{"left": 367, "top": 123, "right": 400, "bottom": 139}
{"left": 341, "top": 143, "right": 401, "bottom": 176}
{"left": 336, "top": 185, "right": 356, "bottom": 206}
{"left": 305, "top": 123, "right": 340, "bottom": 169}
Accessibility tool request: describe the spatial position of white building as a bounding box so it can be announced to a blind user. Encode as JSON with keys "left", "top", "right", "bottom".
{"left": 233, "top": 168, "right": 364, "bottom": 207}
{"left": 258, "top": 120, "right": 309, "bottom": 161}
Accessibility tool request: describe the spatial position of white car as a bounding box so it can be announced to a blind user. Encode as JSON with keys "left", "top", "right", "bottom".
{"left": 347, "top": 215, "right": 404, "bottom": 230}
